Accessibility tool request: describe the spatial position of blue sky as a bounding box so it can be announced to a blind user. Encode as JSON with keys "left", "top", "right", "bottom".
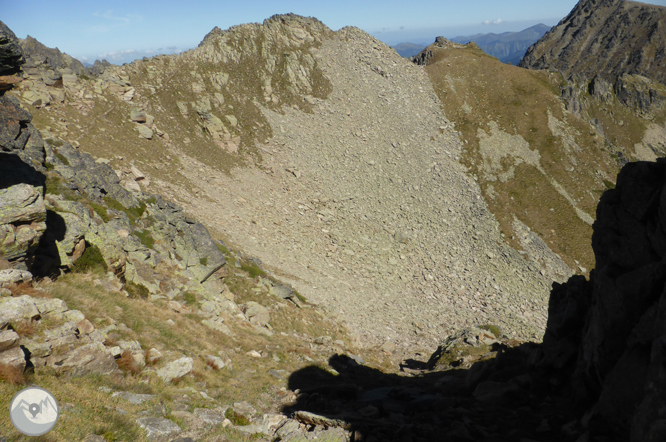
{"left": 3, "top": 0, "right": 666, "bottom": 65}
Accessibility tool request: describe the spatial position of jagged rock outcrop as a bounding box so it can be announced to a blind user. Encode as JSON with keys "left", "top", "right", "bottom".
{"left": 0, "top": 35, "right": 47, "bottom": 267}
{"left": 542, "top": 159, "right": 666, "bottom": 441}
{"left": 520, "top": 0, "right": 666, "bottom": 113}
{"left": 0, "top": 21, "right": 22, "bottom": 76}
{"left": 19, "top": 35, "right": 85, "bottom": 75}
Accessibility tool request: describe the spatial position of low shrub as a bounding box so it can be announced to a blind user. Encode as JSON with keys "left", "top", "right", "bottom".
{"left": 125, "top": 281, "right": 149, "bottom": 300}
{"left": 71, "top": 243, "right": 108, "bottom": 274}
{"left": 0, "top": 362, "right": 25, "bottom": 385}
{"left": 225, "top": 407, "right": 250, "bottom": 426}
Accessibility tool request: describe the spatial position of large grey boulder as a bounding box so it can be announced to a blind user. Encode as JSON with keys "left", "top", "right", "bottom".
{"left": 136, "top": 417, "right": 181, "bottom": 440}
{"left": 157, "top": 357, "right": 193, "bottom": 383}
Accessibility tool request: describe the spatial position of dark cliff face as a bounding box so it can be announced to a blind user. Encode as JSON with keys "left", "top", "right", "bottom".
{"left": 519, "top": 0, "right": 666, "bottom": 84}
{"left": 0, "top": 20, "right": 23, "bottom": 76}
{"left": 543, "top": 159, "right": 666, "bottom": 441}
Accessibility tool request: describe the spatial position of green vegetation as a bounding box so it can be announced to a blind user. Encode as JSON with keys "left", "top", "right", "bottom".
{"left": 480, "top": 324, "right": 501, "bottom": 338}
{"left": 603, "top": 179, "right": 616, "bottom": 190}
{"left": 54, "top": 151, "right": 70, "bottom": 166}
{"left": 225, "top": 407, "right": 250, "bottom": 426}
{"left": 240, "top": 261, "right": 266, "bottom": 279}
{"left": 182, "top": 291, "right": 197, "bottom": 306}
{"left": 199, "top": 257, "right": 208, "bottom": 266}
{"left": 135, "top": 229, "right": 155, "bottom": 249}
{"left": 125, "top": 281, "right": 150, "bottom": 300}
{"left": 103, "top": 197, "right": 147, "bottom": 225}
{"left": 90, "top": 202, "right": 111, "bottom": 222}
{"left": 45, "top": 138, "right": 64, "bottom": 147}
{"left": 422, "top": 43, "right": 620, "bottom": 271}
{"left": 71, "top": 243, "right": 108, "bottom": 274}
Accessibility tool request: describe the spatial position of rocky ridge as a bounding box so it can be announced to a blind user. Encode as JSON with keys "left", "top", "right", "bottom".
{"left": 520, "top": 0, "right": 666, "bottom": 115}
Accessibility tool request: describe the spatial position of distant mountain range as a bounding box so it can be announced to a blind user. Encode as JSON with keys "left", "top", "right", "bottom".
{"left": 450, "top": 24, "right": 551, "bottom": 65}
{"left": 391, "top": 42, "right": 426, "bottom": 58}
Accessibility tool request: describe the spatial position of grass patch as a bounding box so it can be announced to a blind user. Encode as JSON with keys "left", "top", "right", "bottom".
{"left": 240, "top": 261, "right": 266, "bottom": 279}
{"left": 117, "top": 350, "right": 142, "bottom": 375}
{"left": 480, "top": 324, "right": 501, "bottom": 338}
{"left": 199, "top": 257, "right": 208, "bottom": 266}
{"left": 225, "top": 407, "right": 250, "bottom": 426}
{"left": 89, "top": 202, "right": 111, "bottom": 222}
{"left": 103, "top": 197, "right": 146, "bottom": 225}
{"left": 603, "top": 179, "right": 615, "bottom": 190}
{"left": 0, "top": 363, "right": 25, "bottom": 385}
{"left": 54, "top": 151, "right": 70, "bottom": 166}
{"left": 71, "top": 243, "right": 108, "bottom": 274}
{"left": 182, "top": 291, "right": 197, "bottom": 306}
{"left": 135, "top": 229, "right": 155, "bottom": 249}
{"left": 216, "top": 242, "right": 229, "bottom": 254}
{"left": 125, "top": 281, "right": 150, "bottom": 300}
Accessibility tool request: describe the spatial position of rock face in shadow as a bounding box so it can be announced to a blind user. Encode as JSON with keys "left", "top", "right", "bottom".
{"left": 544, "top": 159, "right": 666, "bottom": 441}
{"left": 0, "top": 20, "right": 23, "bottom": 76}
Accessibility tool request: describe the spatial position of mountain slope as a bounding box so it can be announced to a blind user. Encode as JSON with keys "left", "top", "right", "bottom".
{"left": 451, "top": 24, "right": 550, "bottom": 65}
{"left": 519, "top": 0, "right": 666, "bottom": 82}
{"left": 14, "top": 15, "right": 556, "bottom": 351}
{"left": 415, "top": 37, "right": 620, "bottom": 275}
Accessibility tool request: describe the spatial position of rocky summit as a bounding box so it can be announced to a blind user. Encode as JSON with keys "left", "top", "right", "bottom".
{"left": 0, "top": 0, "right": 666, "bottom": 439}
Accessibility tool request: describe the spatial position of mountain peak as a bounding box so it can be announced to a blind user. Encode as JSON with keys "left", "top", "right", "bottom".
{"left": 520, "top": 0, "right": 666, "bottom": 83}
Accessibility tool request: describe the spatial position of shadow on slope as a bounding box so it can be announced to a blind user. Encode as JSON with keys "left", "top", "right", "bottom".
{"left": 283, "top": 344, "right": 587, "bottom": 442}
{"left": 283, "top": 158, "right": 666, "bottom": 442}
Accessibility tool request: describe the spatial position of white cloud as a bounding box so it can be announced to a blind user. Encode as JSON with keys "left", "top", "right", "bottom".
{"left": 99, "top": 49, "right": 137, "bottom": 62}
{"left": 482, "top": 19, "right": 504, "bottom": 25}
{"left": 87, "top": 10, "right": 142, "bottom": 34}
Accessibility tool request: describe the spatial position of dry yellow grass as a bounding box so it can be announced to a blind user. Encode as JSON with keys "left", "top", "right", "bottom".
{"left": 423, "top": 44, "right": 624, "bottom": 271}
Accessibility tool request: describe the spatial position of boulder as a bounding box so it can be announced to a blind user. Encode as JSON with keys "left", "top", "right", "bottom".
{"left": 0, "top": 295, "right": 40, "bottom": 328}
{"left": 137, "top": 124, "right": 153, "bottom": 139}
{"left": 0, "top": 346, "right": 25, "bottom": 370}
{"left": 136, "top": 417, "right": 181, "bottom": 440}
{"left": 242, "top": 301, "right": 270, "bottom": 327}
{"left": 0, "top": 329, "right": 19, "bottom": 351}
{"left": 0, "top": 268, "right": 33, "bottom": 285}
{"left": 49, "top": 342, "right": 119, "bottom": 377}
{"left": 157, "top": 357, "right": 193, "bottom": 383}
{"left": 130, "top": 110, "right": 147, "bottom": 123}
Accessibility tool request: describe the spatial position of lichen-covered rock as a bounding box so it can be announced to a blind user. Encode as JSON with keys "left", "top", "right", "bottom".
{"left": 157, "top": 357, "right": 193, "bottom": 383}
